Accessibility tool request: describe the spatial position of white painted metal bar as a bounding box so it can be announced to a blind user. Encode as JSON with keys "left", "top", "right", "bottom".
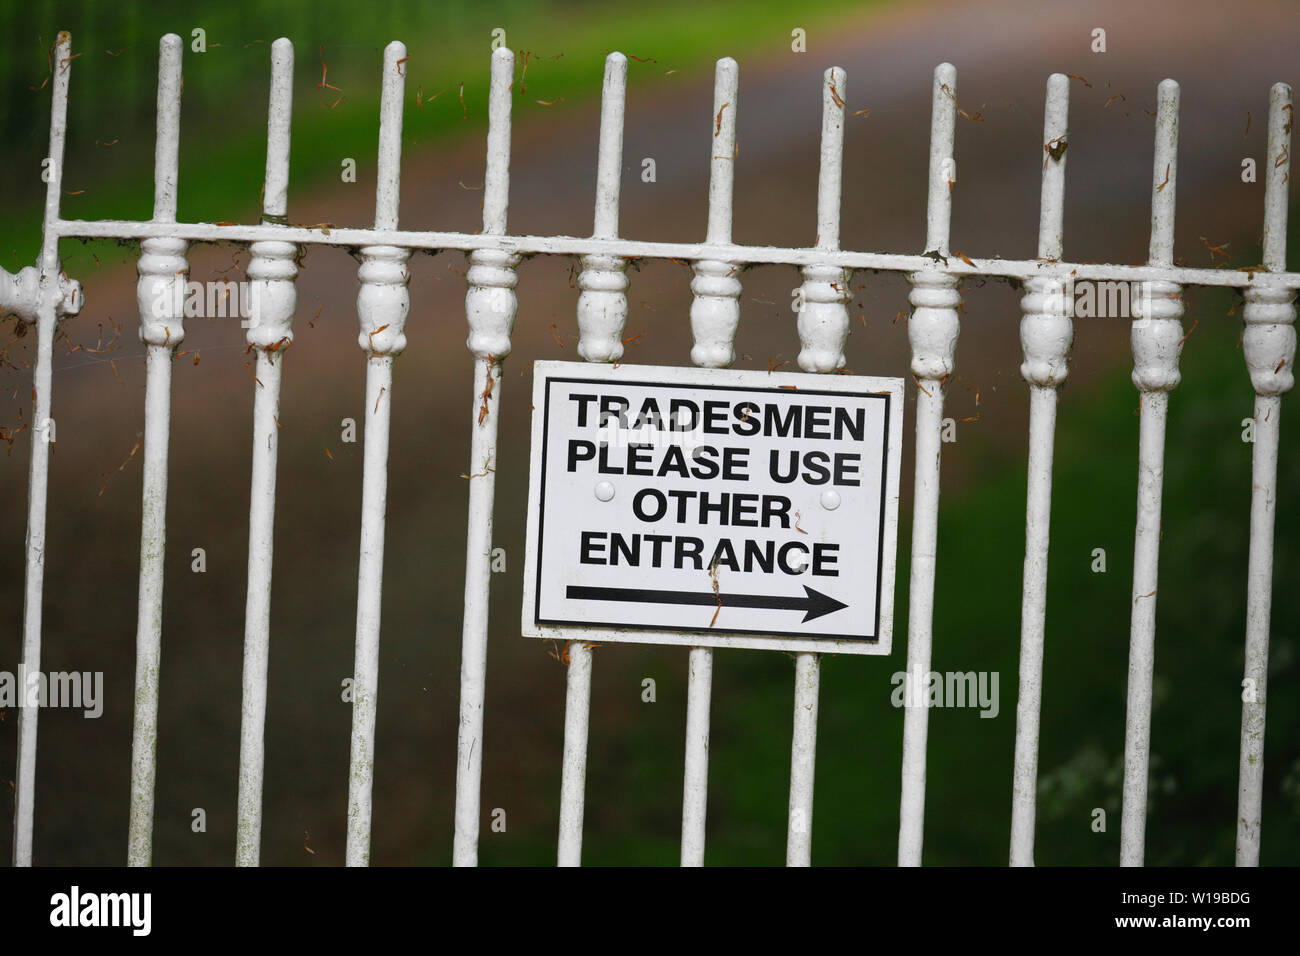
{"left": 796, "top": 65, "right": 850, "bottom": 375}
{"left": 127, "top": 33, "right": 186, "bottom": 868}
{"left": 1009, "top": 73, "right": 1071, "bottom": 867}
{"left": 1236, "top": 82, "right": 1295, "bottom": 867}
{"left": 0, "top": 268, "right": 78, "bottom": 325}
{"left": 680, "top": 56, "right": 740, "bottom": 868}
{"left": 12, "top": 30, "right": 75, "bottom": 869}
{"left": 346, "top": 40, "right": 410, "bottom": 867}
{"left": 454, "top": 45, "right": 518, "bottom": 868}
{"left": 898, "top": 62, "right": 960, "bottom": 867}
{"left": 680, "top": 647, "right": 714, "bottom": 866}
{"left": 557, "top": 637, "right": 594, "bottom": 867}
{"left": 787, "top": 65, "right": 850, "bottom": 867}
{"left": 1120, "top": 78, "right": 1184, "bottom": 868}
{"left": 786, "top": 650, "right": 820, "bottom": 865}
{"left": 235, "top": 38, "right": 298, "bottom": 868}
{"left": 689, "top": 56, "right": 741, "bottom": 370}
{"left": 49, "top": 217, "right": 1300, "bottom": 292}
{"left": 558, "top": 51, "right": 628, "bottom": 867}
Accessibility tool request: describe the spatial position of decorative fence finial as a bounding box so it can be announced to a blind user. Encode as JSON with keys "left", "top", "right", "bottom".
{"left": 797, "top": 66, "right": 851, "bottom": 374}
{"left": 576, "top": 53, "right": 630, "bottom": 363}
{"left": 690, "top": 57, "right": 742, "bottom": 369}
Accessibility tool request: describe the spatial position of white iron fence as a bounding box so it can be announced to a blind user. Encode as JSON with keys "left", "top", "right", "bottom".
{"left": 3, "top": 32, "right": 1294, "bottom": 867}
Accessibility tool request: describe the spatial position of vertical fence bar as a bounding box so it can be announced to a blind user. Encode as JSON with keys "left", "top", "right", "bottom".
{"left": 689, "top": 55, "right": 742, "bottom": 369}
{"left": 235, "top": 37, "right": 298, "bottom": 867}
{"left": 557, "top": 636, "right": 594, "bottom": 866}
{"left": 898, "top": 62, "right": 960, "bottom": 867}
{"left": 13, "top": 30, "right": 74, "bottom": 868}
{"left": 680, "top": 55, "right": 740, "bottom": 868}
{"left": 127, "top": 33, "right": 186, "bottom": 867}
{"left": 558, "top": 51, "right": 628, "bottom": 867}
{"left": 1009, "top": 73, "right": 1071, "bottom": 867}
{"left": 1236, "top": 82, "right": 1295, "bottom": 866}
{"left": 680, "top": 647, "right": 714, "bottom": 866}
{"left": 1120, "top": 78, "right": 1184, "bottom": 867}
{"left": 787, "top": 64, "right": 850, "bottom": 867}
{"left": 453, "top": 45, "right": 518, "bottom": 867}
{"left": 346, "top": 40, "right": 410, "bottom": 867}
{"left": 786, "top": 650, "right": 821, "bottom": 865}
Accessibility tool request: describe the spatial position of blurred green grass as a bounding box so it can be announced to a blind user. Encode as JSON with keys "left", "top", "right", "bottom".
{"left": 2, "top": 0, "right": 876, "bottom": 275}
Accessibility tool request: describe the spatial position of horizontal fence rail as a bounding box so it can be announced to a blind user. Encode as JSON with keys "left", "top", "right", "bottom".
{"left": 5, "top": 30, "right": 1294, "bottom": 867}
{"left": 45, "top": 218, "right": 1300, "bottom": 289}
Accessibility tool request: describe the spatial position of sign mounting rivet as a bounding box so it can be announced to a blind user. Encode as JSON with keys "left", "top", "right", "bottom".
{"left": 594, "top": 480, "right": 616, "bottom": 502}
{"left": 820, "top": 490, "right": 841, "bottom": 511}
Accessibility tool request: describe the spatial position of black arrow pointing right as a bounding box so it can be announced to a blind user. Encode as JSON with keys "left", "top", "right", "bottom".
{"left": 566, "top": 584, "right": 849, "bottom": 623}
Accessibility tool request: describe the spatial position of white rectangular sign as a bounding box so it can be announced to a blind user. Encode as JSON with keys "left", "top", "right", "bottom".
{"left": 521, "top": 361, "right": 904, "bottom": 655}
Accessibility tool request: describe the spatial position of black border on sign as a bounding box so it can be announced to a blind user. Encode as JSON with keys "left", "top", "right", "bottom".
{"left": 535, "top": 374, "right": 891, "bottom": 643}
